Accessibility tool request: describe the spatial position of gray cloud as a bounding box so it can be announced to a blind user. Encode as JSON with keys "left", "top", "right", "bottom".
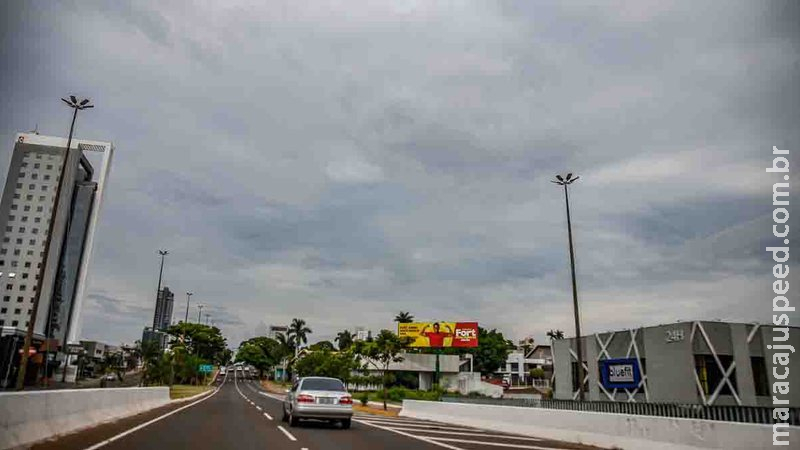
{"left": 1, "top": 0, "right": 798, "bottom": 347}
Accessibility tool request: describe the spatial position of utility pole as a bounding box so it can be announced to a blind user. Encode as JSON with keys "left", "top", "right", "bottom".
{"left": 552, "top": 173, "right": 584, "bottom": 401}
{"left": 16, "top": 96, "right": 93, "bottom": 390}
{"left": 197, "top": 304, "right": 204, "bottom": 324}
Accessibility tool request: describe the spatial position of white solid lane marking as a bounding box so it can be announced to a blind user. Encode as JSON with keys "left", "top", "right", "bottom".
{"left": 354, "top": 419, "right": 463, "bottom": 450}
{"left": 277, "top": 425, "right": 298, "bottom": 442}
{"left": 82, "top": 372, "right": 226, "bottom": 450}
{"left": 380, "top": 427, "right": 543, "bottom": 441}
{"left": 263, "top": 412, "right": 273, "bottom": 420}
{"left": 355, "top": 419, "right": 477, "bottom": 431}
{"left": 427, "top": 438, "right": 557, "bottom": 450}
{"left": 256, "top": 406, "right": 262, "bottom": 411}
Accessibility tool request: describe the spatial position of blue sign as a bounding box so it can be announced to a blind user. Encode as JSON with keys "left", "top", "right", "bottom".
{"left": 600, "top": 358, "right": 641, "bottom": 390}
{"left": 198, "top": 364, "right": 214, "bottom": 373}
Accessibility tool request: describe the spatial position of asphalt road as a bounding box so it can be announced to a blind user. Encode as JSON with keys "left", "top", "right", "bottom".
{"left": 36, "top": 372, "right": 602, "bottom": 450}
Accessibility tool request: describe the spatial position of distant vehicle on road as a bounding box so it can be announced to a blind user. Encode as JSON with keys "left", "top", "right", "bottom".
{"left": 282, "top": 377, "right": 353, "bottom": 429}
{"left": 104, "top": 373, "right": 116, "bottom": 381}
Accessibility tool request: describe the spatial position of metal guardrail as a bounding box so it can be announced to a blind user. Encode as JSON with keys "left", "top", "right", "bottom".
{"left": 441, "top": 396, "right": 800, "bottom": 426}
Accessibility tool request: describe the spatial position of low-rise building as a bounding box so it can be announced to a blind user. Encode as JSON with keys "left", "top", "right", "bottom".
{"left": 552, "top": 320, "right": 799, "bottom": 406}
{"left": 496, "top": 344, "right": 553, "bottom": 388}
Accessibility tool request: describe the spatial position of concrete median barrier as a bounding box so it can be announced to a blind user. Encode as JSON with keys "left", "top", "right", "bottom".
{"left": 401, "top": 399, "right": 800, "bottom": 449}
{"left": 0, "top": 387, "right": 169, "bottom": 449}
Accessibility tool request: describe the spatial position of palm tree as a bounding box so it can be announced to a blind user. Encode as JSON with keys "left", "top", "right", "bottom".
{"left": 335, "top": 330, "right": 354, "bottom": 350}
{"left": 546, "top": 329, "right": 565, "bottom": 341}
{"left": 287, "top": 318, "right": 312, "bottom": 357}
{"left": 394, "top": 311, "right": 414, "bottom": 324}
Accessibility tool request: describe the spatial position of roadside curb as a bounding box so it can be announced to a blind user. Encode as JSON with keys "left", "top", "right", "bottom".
{"left": 170, "top": 387, "right": 215, "bottom": 403}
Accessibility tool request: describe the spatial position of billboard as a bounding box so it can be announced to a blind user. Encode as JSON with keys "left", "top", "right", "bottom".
{"left": 600, "top": 358, "right": 641, "bottom": 390}
{"left": 397, "top": 322, "right": 479, "bottom": 348}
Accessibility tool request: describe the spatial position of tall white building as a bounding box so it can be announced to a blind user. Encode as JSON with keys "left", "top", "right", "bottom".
{"left": 0, "top": 132, "right": 112, "bottom": 385}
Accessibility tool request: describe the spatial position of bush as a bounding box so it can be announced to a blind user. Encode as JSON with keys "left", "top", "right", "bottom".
{"left": 359, "top": 392, "right": 369, "bottom": 406}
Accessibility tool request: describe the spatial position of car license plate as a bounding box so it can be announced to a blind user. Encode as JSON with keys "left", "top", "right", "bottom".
{"left": 318, "top": 397, "right": 334, "bottom": 404}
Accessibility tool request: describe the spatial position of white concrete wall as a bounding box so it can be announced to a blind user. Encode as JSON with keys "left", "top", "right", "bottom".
{"left": 0, "top": 387, "right": 169, "bottom": 449}
{"left": 401, "top": 400, "right": 800, "bottom": 449}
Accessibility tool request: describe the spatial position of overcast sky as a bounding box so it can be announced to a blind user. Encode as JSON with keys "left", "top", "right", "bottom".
{"left": 1, "top": 1, "right": 798, "bottom": 348}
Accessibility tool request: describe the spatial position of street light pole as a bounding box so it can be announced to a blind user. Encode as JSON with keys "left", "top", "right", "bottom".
{"left": 153, "top": 250, "right": 168, "bottom": 329}
{"left": 197, "top": 304, "right": 204, "bottom": 324}
{"left": 184, "top": 292, "right": 193, "bottom": 324}
{"left": 205, "top": 313, "right": 210, "bottom": 326}
{"left": 16, "top": 96, "right": 93, "bottom": 390}
{"left": 552, "top": 173, "right": 584, "bottom": 401}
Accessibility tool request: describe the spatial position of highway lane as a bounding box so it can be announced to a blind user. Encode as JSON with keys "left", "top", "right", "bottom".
{"left": 38, "top": 371, "right": 602, "bottom": 450}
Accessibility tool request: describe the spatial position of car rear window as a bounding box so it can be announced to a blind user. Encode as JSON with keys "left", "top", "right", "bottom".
{"left": 301, "top": 378, "right": 345, "bottom": 391}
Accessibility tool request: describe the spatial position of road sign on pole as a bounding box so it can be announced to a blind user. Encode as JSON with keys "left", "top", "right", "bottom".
{"left": 198, "top": 364, "right": 213, "bottom": 373}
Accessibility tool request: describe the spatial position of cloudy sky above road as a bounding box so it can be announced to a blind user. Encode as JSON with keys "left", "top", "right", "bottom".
{"left": 1, "top": 1, "right": 798, "bottom": 348}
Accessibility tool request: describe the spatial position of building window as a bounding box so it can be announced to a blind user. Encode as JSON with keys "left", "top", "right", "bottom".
{"left": 16, "top": 297, "right": 22, "bottom": 303}
{"left": 11, "top": 320, "right": 18, "bottom": 327}
{"left": 21, "top": 162, "right": 27, "bottom": 168}
{"left": 0, "top": 249, "right": 6, "bottom": 255}
{"left": 23, "top": 205, "right": 30, "bottom": 211}
{"left": 21, "top": 216, "right": 28, "bottom": 222}
{"left": 10, "top": 204, "right": 17, "bottom": 210}
{"left": 46, "top": 164, "right": 53, "bottom": 170}
{"left": 34, "top": 163, "right": 40, "bottom": 169}
{"left": 24, "top": 262, "right": 31, "bottom": 268}
{"left": 29, "top": 239, "right": 35, "bottom": 245}
{"left": 40, "top": 185, "right": 47, "bottom": 191}
{"left": 2, "top": 238, "right": 7, "bottom": 243}
{"left": 2, "top": 296, "right": 8, "bottom": 302}
{"left": 31, "top": 173, "right": 38, "bottom": 180}
{"left": 3, "top": 227, "right": 10, "bottom": 232}
{"left": 695, "top": 355, "right": 737, "bottom": 396}
{"left": 8, "top": 215, "right": 14, "bottom": 221}
{"left": 5, "top": 284, "right": 11, "bottom": 290}
{"left": 21, "top": 273, "right": 28, "bottom": 279}
{"left": 19, "top": 172, "right": 25, "bottom": 178}
{"left": 32, "top": 228, "right": 38, "bottom": 234}
{"left": 29, "top": 184, "right": 35, "bottom": 189}
{"left": 18, "top": 227, "right": 25, "bottom": 233}
{"left": 36, "top": 206, "right": 43, "bottom": 212}
{"left": 13, "top": 308, "right": 20, "bottom": 314}
{"left": 26, "top": 250, "right": 33, "bottom": 256}
{"left": 10, "top": 261, "right": 17, "bottom": 267}
{"left": 13, "top": 249, "right": 20, "bottom": 256}
{"left": 44, "top": 175, "right": 50, "bottom": 181}
{"left": 19, "top": 285, "right": 26, "bottom": 291}
{"left": 0, "top": 308, "right": 5, "bottom": 314}
{"left": 15, "top": 183, "right": 22, "bottom": 189}
{"left": 751, "top": 357, "right": 768, "bottom": 397}
{"left": 38, "top": 196, "right": 45, "bottom": 201}
{"left": 34, "top": 218, "right": 40, "bottom": 223}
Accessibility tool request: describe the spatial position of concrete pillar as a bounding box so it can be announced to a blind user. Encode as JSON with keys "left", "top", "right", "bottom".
{"left": 419, "top": 372, "right": 433, "bottom": 390}
{"left": 730, "top": 323, "right": 756, "bottom": 406}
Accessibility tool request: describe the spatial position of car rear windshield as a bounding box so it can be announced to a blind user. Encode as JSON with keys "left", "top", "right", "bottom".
{"left": 301, "top": 378, "right": 345, "bottom": 391}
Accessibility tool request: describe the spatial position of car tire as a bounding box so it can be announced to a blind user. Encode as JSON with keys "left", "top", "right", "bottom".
{"left": 281, "top": 406, "right": 288, "bottom": 422}
{"left": 341, "top": 418, "right": 351, "bottom": 429}
{"left": 289, "top": 412, "right": 299, "bottom": 427}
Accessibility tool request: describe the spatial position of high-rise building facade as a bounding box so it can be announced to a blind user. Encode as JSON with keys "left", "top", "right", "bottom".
{"left": 153, "top": 287, "right": 174, "bottom": 331}
{"left": 0, "top": 133, "right": 112, "bottom": 386}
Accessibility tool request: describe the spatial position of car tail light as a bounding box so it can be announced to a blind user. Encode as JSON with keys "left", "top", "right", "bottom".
{"left": 339, "top": 396, "right": 353, "bottom": 405}
{"left": 296, "top": 394, "right": 315, "bottom": 403}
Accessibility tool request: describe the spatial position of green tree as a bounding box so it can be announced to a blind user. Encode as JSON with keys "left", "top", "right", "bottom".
{"left": 236, "top": 343, "right": 271, "bottom": 378}
{"left": 442, "top": 327, "right": 513, "bottom": 375}
{"left": 335, "top": 330, "right": 354, "bottom": 351}
{"left": 309, "top": 340, "right": 335, "bottom": 352}
{"left": 166, "top": 322, "right": 228, "bottom": 363}
{"left": 354, "top": 329, "right": 407, "bottom": 410}
{"left": 294, "top": 349, "right": 359, "bottom": 382}
{"left": 393, "top": 311, "right": 414, "bottom": 324}
{"left": 287, "top": 318, "right": 312, "bottom": 357}
{"left": 529, "top": 367, "right": 545, "bottom": 379}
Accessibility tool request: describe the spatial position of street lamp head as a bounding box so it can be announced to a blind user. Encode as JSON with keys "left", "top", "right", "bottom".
{"left": 158, "top": 249, "right": 169, "bottom": 256}
{"left": 553, "top": 173, "right": 580, "bottom": 186}
{"left": 79, "top": 99, "right": 90, "bottom": 106}
{"left": 70, "top": 95, "right": 77, "bottom": 104}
